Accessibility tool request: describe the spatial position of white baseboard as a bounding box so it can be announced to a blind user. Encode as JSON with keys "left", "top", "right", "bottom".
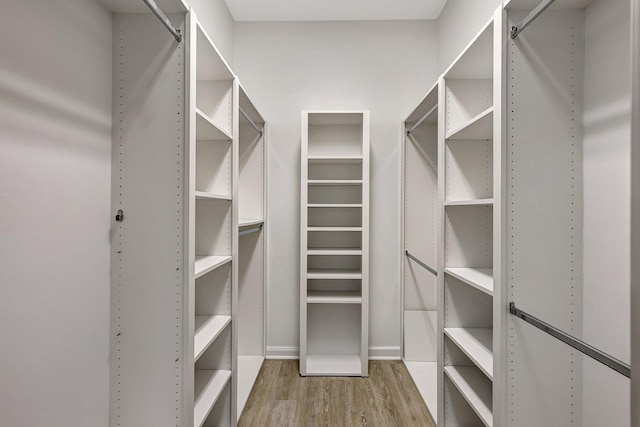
{"left": 265, "top": 346, "right": 401, "bottom": 360}
{"left": 368, "top": 346, "right": 401, "bottom": 360}
{"left": 266, "top": 346, "right": 299, "bottom": 359}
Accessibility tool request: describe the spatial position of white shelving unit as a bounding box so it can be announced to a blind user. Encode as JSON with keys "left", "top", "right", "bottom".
{"left": 110, "top": 5, "right": 267, "bottom": 425}
{"left": 300, "top": 111, "right": 370, "bottom": 377}
{"left": 234, "top": 86, "right": 267, "bottom": 420}
{"left": 438, "top": 14, "right": 500, "bottom": 427}
{"left": 402, "top": 82, "right": 440, "bottom": 421}
{"left": 502, "top": 0, "right": 632, "bottom": 426}
{"left": 189, "top": 13, "right": 236, "bottom": 427}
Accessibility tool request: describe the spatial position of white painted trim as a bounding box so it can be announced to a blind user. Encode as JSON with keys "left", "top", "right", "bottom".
{"left": 266, "top": 346, "right": 300, "bottom": 359}
{"left": 369, "top": 346, "right": 402, "bottom": 360}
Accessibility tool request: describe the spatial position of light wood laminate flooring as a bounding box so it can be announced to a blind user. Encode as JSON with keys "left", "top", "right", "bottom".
{"left": 238, "top": 360, "right": 435, "bottom": 427}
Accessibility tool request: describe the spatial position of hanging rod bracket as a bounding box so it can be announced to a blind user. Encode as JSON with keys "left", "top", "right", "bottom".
{"left": 510, "top": 0, "right": 557, "bottom": 39}
{"left": 142, "top": 0, "right": 183, "bottom": 43}
{"left": 509, "top": 302, "right": 631, "bottom": 378}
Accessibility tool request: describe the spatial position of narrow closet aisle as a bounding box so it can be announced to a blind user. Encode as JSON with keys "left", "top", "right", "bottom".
{"left": 1, "top": 0, "right": 638, "bottom": 426}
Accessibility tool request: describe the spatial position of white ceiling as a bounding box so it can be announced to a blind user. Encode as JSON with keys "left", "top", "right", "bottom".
{"left": 224, "top": 0, "right": 448, "bottom": 22}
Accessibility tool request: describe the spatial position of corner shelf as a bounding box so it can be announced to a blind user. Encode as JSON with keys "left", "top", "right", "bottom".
{"left": 446, "top": 106, "right": 493, "bottom": 140}
{"left": 445, "top": 366, "right": 493, "bottom": 427}
{"left": 195, "top": 255, "right": 232, "bottom": 279}
{"left": 445, "top": 268, "right": 493, "bottom": 295}
{"left": 444, "top": 328, "right": 493, "bottom": 379}
{"left": 194, "top": 369, "right": 232, "bottom": 427}
{"left": 194, "top": 315, "right": 232, "bottom": 361}
{"left": 307, "top": 290, "right": 362, "bottom": 304}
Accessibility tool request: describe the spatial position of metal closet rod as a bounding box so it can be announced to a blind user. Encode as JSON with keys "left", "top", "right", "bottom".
{"left": 142, "top": 0, "right": 182, "bottom": 42}
{"left": 509, "top": 302, "right": 631, "bottom": 378}
{"left": 405, "top": 251, "right": 437, "bottom": 277}
{"left": 239, "top": 224, "right": 263, "bottom": 237}
{"left": 240, "top": 107, "right": 263, "bottom": 136}
{"left": 510, "top": 0, "right": 557, "bottom": 39}
{"left": 407, "top": 104, "right": 438, "bottom": 135}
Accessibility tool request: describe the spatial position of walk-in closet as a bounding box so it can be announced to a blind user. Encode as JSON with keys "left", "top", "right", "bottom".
{"left": 2, "top": 0, "right": 638, "bottom": 426}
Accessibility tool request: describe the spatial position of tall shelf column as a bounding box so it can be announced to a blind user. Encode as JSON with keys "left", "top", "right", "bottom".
{"left": 300, "top": 111, "right": 370, "bottom": 377}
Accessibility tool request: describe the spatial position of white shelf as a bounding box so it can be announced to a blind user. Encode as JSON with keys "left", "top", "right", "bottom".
{"left": 308, "top": 180, "right": 363, "bottom": 186}
{"left": 195, "top": 255, "right": 232, "bottom": 279}
{"left": 446, "top": 107, "right": 494, "bottom": 140}
{"left": 239, "top": 219, "right": 264, "bottom": 228}
{"left": 307, "top": 291, "right": 362, "bottom": 304}
{"left": 308, "top": 156, "right": 363, "bottom": 164}
{"left": 307, "top": 269, "right": 363, "bottom": 280}
{"left": 196, "top": 109, "right": 233, "bottom": 141}
{"left": 308, "top": 204, "right": 363, "bottom": 208}
{"left": 444, "top": 328, "right": 493, "bottom": 379}
{"left": 444, "top": 366, "right": 493, "bottom": 427}
{"left": 195, "top": 191, "right": 231, "bottom": 201}
{"left": 194, "top": 369, "right": 232, "bottom": 427}
{"left": 307, "top": 248, "right": 362, "bottom": 256}
{"left": 404, "top": 361, "right": 438, "bottom": 422}
{"left": 237, "top": 356, "right": 264, "bottom": 419}
{"left": 445, "top": 199, "right": 494, "bottom": 206}
{"left": 305, "top": 354, "right": 362, "bottom": 376}
{"left": 307, "top": 227, "right": 362, "bottom": 232}
{"left": 445, "top": 268, "right": 494, "bottom": 295}
{"left": 194, "top": 315, "right": 231, "bottom": 361}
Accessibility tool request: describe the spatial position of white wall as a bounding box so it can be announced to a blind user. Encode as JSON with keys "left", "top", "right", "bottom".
{"left": 633, "top": 0, "right": 640, "bottom": 424}
{"left": 0, "top": 0, "right": 112, "bottom": 426}
{"left": 582, "top": 0, "right": 631, "bottom": 424}
{"left": 233, "top": 20, "right": 437, "bottom": 358}
{"left": 436, "top": 0, "right": 502, "bottom": 73}
{"left": 188, "top": 0, "right": 234, "bottom": 66}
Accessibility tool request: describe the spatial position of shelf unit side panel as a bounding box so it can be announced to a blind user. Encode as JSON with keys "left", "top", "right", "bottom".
{"left": 111, "top": 13, "right": 187, "bottom": 427}
{"left": 196, "top": 80, "right": 233, "bottom": 137}
{"left": 237, "top": 231, "right": 265, "bottom": 356}
{"left": 238, "top": 124, "right": 264, "bottom": 221}
{"left": 196, "top": 140, "right": 232, "bottom": 196}
{"left": 445, "top": 140, "right": 493, "bottom": 202}
{"left": 445, "top": 205, "right": 493, "bottom": 268}
{"left": 361, "top": 111, "right": 370, "bottom": 376}
{"left": 300, "top": 112, "right": 309, "bottom": 373}
{"left": 506, "top": 9, "right": 584, "bottom": 427}
{"left": 404, "top": 124, "right": 438, "bottom": 312}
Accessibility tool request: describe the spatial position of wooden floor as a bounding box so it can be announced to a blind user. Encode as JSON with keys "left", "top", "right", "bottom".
{"left": 238, "top": 360, "right": 435, "bottom": 427}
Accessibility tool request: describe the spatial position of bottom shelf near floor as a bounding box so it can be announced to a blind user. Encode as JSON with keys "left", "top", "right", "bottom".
{"left": 444, "top": 365, "right": 493, "bottom": 427}
{"left": 237, "top": 355, "right": 265, "bottom": 420}
{"left": 194, "top": 369, "right": 232, "bottom": 427}
{"left": 404, "top": 360, "right": 438, "bottom": 423}
{"left": 304, "top": 354, "right": 363, "bottom": 376}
